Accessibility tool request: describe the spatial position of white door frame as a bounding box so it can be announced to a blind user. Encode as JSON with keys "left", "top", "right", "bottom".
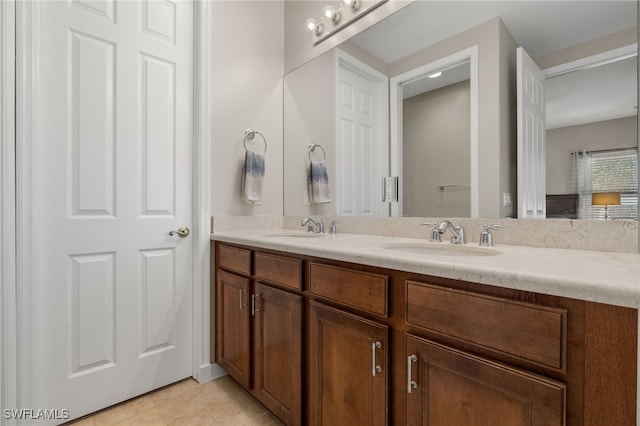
{"left": 1, "top": 0, "right": 17, "bottom": 422}
{"left": 2, "top": 0, "right": 213, "bottom": 418}
{"left": 390, "top": 46, "right": 479, "bottom": 218}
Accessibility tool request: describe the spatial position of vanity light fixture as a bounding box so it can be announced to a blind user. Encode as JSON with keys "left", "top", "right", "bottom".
{"left": 306, "top": 0, "right": 387, "bottom": 45}
{"left": 428, "top": 71, "right": 443, "bottom": 78}
{"left": 305, "top": 0, "right": 360, "bottom": 35}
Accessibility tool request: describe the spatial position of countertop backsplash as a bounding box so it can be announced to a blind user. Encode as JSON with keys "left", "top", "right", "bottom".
{"left": 212, "top": 215, "right": 638, "bottom": 254}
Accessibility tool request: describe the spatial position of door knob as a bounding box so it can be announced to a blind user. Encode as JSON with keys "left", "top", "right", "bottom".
{"left": 169, "top": 226, "right": 190, "bottom": 237}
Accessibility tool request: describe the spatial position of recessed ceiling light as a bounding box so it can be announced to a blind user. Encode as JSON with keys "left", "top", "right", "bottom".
{"left": 428, "top": 72, "right": 442, "bottom": 79}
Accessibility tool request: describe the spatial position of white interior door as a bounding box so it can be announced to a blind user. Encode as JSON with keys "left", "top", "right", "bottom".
{"left": 517, "top": 46, "right": 547, "bottom": 218}
{"left": 33, "top": 1, "right": 193, "bottom": 420}
{"left": 336, "top": 50, "right": 389, "bottom": 217}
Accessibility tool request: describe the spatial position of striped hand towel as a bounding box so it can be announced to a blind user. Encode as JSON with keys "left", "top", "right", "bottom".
{"left": 308, "top": 160, "right": 331, "bottom": 204}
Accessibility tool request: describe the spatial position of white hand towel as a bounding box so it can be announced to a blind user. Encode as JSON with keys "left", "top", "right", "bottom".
{"left": 308, "top": 160, "right": 331, "bottom": 204}
{"left": 242, "top": 151, "right": 265, "bottom": 204}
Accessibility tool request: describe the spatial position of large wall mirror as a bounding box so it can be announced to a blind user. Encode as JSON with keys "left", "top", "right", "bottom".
{"left": 283, "top": 1, "right": 638, "bottom": 221}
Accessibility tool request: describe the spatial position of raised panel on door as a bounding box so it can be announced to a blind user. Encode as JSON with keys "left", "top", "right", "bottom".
{"left": 139, "top": 248, "right": 177, "bottom": 356}
{"left": 405, "top": 334, "right": 566, "bottom": 426}
{"left": 69, "top": 252, "right": 116, "bottom": 377}
{"left": 216, "top": 270, "right": 251, "bottom": 389}
{"left": 308, "top": 301, "right": 388, "bottom": 426}
{"left": 253, "top": 283, "right": 303, "bottom": 426}
{"left": 69, "top": 30, "right": 116, "bottom": 218}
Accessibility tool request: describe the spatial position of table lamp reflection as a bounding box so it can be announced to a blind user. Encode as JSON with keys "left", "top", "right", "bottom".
{"left": 591, "top": 192, "right": 621, "bottom": 220}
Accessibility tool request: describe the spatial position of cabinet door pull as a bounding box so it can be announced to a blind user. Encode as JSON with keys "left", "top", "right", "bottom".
{"left": 251, "top": 293, "right": 261, "bottom": 316}
{"left": 239, "top": 289, "right": 247, "bottom": 310}
{"left": 371, "top": 341, "right": 382, "bottom": 377}
{"left": 407, "top": 354, "right": 418, "bottom": 393}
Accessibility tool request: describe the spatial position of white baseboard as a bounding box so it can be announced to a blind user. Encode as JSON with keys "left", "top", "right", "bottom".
{"left": 194, "top": 363, "right": 227, "bottom": 384}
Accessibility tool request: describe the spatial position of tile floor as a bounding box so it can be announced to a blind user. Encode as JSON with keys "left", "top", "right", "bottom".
{"left": 67, "top": 376, "right": 283, "bottom": 425}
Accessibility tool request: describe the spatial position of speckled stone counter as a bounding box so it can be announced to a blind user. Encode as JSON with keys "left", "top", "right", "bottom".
{"left": 211, "top": 229, "right": 640, "bottom": 309}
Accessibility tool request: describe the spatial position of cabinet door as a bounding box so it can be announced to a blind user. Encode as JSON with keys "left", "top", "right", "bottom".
{"left": 405, "top": 334, "right": 566, "bottom": 426}
{"left": 308, "top": 301, "right": 388, "bottom": 426}
{"left": 253, "top": 283, "right": 303, "bottom": 426}
{"left": 216, "top": 270, "right": 251, "bottom": 389}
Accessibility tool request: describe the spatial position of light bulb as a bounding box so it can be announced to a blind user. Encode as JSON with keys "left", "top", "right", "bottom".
{"left": 305, "top": 18, "right": 317, "bottom": 32}
{"left": 347, "top": 0, "right": 360, "bottom": 11}
{"left": 323, "top": 5, "right": 336, "bottom": 19}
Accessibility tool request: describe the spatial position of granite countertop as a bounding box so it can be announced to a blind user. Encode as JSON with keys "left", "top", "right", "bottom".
{"left": 211, "top": 230, "right": 640, "bottom": 309}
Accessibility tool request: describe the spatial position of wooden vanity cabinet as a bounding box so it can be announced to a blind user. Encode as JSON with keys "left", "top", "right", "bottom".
{"left": 307, "top": 262, "right": 390, "bottom": 425}
{"left": 213, "top": 242, "right": 637, "bottom": 426}
{"left": 307, "top": 301, "right": 389, "bottom": 426}
{"left": 252, "top": 282, "right": 302, "bottom": 425}
{"left": 214, "top": 243, "right": 303, "bottom": 426}
{"left": 215, "top": 268, "right": 251, "bottom": 388}
{"left": 404, "top": 280, "right": 568, "bottom": 425}
{"left": 405, "top": 334, "right": 566, "bottom": 426}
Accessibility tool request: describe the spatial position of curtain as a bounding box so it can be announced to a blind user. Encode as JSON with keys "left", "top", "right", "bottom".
{"left": 571, "top": 150, "right": 593, "bottom": 219}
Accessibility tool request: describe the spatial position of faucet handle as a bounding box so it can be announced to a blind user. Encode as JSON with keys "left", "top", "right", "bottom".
{"left": 482, "top": 224, "right": 503, "bottom": 230}
{"left": 329, "top": 219, "right": 338, "bottom": 235}
{"left": 479, "top": 224, "right": 503, "bottom": 246}
{"left": 420, "top": 223, "right": 441, "bottom": 242}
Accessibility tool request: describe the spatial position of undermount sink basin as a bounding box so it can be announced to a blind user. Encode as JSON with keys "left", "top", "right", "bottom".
{"left": 381, "top": 242, "right": 501, "bottom": 257}
{"left": 264, "top": 231, "right": 325, "bottom": 238}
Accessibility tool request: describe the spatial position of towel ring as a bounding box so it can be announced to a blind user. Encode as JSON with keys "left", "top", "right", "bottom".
{"left": 308, "top": 144, "right": 326, "bottom": 162}
{"left": 244, "top": 129, "right": 267, "bottom": 154}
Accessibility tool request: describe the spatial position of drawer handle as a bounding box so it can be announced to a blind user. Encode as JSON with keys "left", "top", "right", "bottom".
{"left": 239, "top": 289, "right": 247, "bottom": 310}
{"left": 407, "top": 354, "right": 418, "bottom": 393}
{"left": 371, "top": 341, "right": 382, "bottom": 377}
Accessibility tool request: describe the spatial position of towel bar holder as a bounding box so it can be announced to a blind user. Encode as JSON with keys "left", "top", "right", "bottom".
{"left": 244, "top": 128, "right": 267, "bottom": 153}
{"left": 308, "top": 143, "right": 326, "bottom": 162}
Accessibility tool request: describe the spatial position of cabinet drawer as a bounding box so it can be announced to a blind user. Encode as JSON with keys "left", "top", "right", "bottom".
{"left": 406, "top": 281, "right": 567, "bottom": 371}
{"left": 255, "top": 252, "right": 302, "bottom": 291}
{"left": 218, "top": 244, "right": 251, "bottom": 276}
{"left": 309, "top": 263, "right": 388, "bottom": 317}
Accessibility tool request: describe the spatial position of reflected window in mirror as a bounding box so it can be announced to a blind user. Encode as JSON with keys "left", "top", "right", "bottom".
{"left": 571, "top": 148, "right": 638, "bottom": 220}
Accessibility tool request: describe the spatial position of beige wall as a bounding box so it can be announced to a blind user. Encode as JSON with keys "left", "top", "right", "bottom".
{"left": 389, "top": 17, "right": 518, "bottom": 218}
{"left": 284, "top": 0, "right": 414, "bottom": 73}
{"left": 211, "top": 1, "right": 284, "bottom": 216}
{"left": 403, "top": 81, "right": 471, "bottom": 217}
{"left": 546, "top": 116, "right": 637, "bottom": 194}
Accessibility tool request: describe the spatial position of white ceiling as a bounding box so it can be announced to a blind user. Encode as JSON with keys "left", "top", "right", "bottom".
{"left": 350, "top": 0, "right": 637, "bottom": 129}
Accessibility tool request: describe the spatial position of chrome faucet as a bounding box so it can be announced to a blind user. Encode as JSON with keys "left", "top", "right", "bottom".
{"left": 301, "top": 217, "right": 324, "bottom": 233}
{"left": 437, "top": 220, "right": 465, "bottom": 244}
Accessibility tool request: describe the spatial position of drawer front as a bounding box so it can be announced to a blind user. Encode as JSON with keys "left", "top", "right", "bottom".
{"left": 255, "top": 252, "right": 302, "bottom": 291}
{"left": 406, "top": 281, "right": 567, "bottom": 370}
{"left": 309, "top": 263, "right": 388, "bottom": 317}
{"left": 218, "top": 244, "right": 251, "bottom": 276}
